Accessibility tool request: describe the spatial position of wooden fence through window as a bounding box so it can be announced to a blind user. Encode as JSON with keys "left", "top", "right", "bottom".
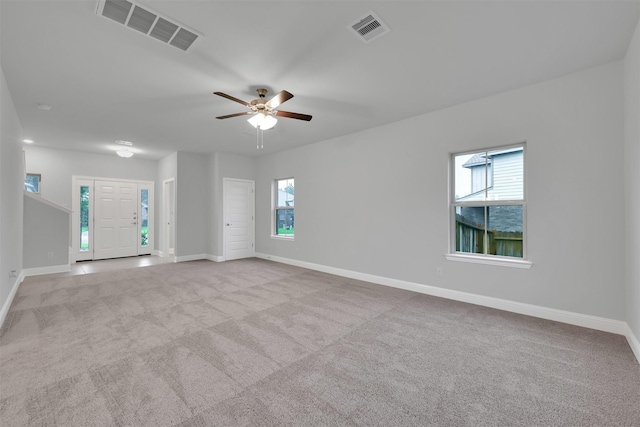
{"left": 455, "top": 214, "right": 523, "bottom": 258}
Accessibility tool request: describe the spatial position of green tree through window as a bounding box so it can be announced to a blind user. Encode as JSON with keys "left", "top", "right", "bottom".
{"left": 80, "top": 186, "right": 89, "bottom": 251}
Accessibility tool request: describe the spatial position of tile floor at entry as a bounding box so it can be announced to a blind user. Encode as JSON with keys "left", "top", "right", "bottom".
{"left": 38, "top": 255, "right": 175, "bottom": 279}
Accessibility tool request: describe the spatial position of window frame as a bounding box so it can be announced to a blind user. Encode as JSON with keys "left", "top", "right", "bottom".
{"left": 448, "top": 143, "right": 531, "bottom": 268}
{"left": 273, "top": 177, "right": 295, "bottom": 239}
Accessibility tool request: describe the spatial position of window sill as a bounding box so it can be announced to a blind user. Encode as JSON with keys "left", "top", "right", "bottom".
{"left": 271, "top": 235, "right": 295, "bottom": 241}
{"left": 445, "top": 253, "right": 532, "bottom": 269}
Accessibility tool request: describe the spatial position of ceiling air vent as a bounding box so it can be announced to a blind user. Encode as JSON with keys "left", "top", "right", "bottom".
{"left": 96, "top": 0, "right": 200, "bottom": 51}
{"left": 348, "top": 11, "right": 390, "bottom": 43}
{"left": 170, "top": 28, "right": 198, "bottom": 51}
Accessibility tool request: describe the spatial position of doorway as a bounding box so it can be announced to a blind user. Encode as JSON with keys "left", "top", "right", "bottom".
{"left": 72, "top": 177, "right": 154, "bottom": 262}
{"left": 223, "top": 178, "right": 255, "bottom": 261}
{"left": 162, "top": 178, "right": 176, "bottom": 258}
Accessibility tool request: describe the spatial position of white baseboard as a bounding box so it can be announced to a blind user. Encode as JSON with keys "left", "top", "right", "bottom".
{"left": 256, "top": 252, "right": 638, "bottom": 364}
{"left": 175, "top": 254, "right": 225, "bottom": 263}
{"left": 624, "top": 324, "right": 640, "bottom": 364}
{"left": 23, "top": 264, "right": 71, "bottom": 277}
{"left": 0, "top": 270, "right": 25, "bottom": 329}
{"left": 174, "top": 253, "right": 208, "bottom": 263}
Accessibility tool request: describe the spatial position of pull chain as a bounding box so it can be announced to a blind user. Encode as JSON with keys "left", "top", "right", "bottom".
{"left": 256, "top": 127, "right": 264, "bottom": 149}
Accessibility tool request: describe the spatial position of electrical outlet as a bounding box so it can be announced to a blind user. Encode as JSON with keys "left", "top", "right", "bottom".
{"left": 9, "top": 270, "right": 17, "bottom": 278}
{"left": 436, "top": 267, "right": 443, "bottom": 277}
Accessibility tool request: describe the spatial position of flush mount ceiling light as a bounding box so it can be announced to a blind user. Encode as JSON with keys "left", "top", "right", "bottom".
{"left": 115, "top": 139, "right": 135, "bottom": 157}
{"left": 116, "top": 148, "right": 134, "bottom": 158}
{"left": 22, "top": 139, "right": 34, "bottom": 144}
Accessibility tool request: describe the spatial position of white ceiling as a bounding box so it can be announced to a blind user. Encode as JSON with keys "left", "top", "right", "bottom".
{"left": 2, "top": 0, "right": 639, "bottom": 160}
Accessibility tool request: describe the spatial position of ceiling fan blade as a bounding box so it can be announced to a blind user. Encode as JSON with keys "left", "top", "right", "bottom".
{"left": 266, "top": 90, "right": 294, "bottom": 109}
{"left": 216, "top": 111, "right": 253, "bottom": 119}
{"left": 213, "top": 92, "right": 251, "bottom": 107}
{"left": 274, "top": 110, "right": 312, "bottom": 121}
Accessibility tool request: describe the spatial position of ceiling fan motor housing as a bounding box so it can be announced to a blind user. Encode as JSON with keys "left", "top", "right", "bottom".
{"left": 251, "top": 89, "right": 269, "bottom": 111}
{"left": 251, "top": 99, "right": 268, "bottom": 109}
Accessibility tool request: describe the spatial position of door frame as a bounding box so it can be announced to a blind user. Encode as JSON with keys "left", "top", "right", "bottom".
{"left": 71, "top": 176, "right": 154, "bottom": 262}
{"left": 222, "top": 177, "right": 255, "bottom": 261}
{"left": 162, "top": 178, "right": 176, "bottom": 259}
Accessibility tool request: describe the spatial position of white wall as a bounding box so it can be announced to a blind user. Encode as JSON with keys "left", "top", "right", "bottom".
{"left": 23, "top": 194, "right": 70, "bottom": 268}
{"left": 624, "top": 18, "right": 640, "bottom": 344}
{"left": 256, "top": 61, "right": 626, "bottom": 321}
{"left": 23, "top": 145, "right": 158, "bottom": 210}
{"left": 0, "top": 67, "right": 24, "bottom": 322}
{"left": 158, "top": 152, "right": 177, "bottom": 184}
{"left": 175, "top": 152, "right": 209, "bottom": 259}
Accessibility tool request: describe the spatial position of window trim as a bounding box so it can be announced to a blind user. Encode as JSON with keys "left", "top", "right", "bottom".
{"left": 273, "top": 177, "right": 295, "bottom": 239}
{"left": 445, "top": 253, "right": 532, "bottom": 269}
{"left": 449, "top": 142, "right": 528, "bottom": 264}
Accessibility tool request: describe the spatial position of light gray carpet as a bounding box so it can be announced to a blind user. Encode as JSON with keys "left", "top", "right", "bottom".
{"left": 1, "top": 258, "right": 639, "bottom": 426}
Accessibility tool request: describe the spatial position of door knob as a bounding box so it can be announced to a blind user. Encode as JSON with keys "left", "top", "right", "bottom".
{"left": 226, "top": 223, "right": 231, "bottom": 226}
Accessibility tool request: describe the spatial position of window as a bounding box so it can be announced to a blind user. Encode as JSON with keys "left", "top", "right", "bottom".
{"left": 80, "top": 185, "right": 90, "bottom": 252}
{"left": 274, "top": 178, "right": 294, "bottom": 237}
{"left": 141, "top": 188, "right": 149, "bottom": 247}
{"left": 24, "top": 173, "right": 41, "bottom": 193}
{"left": 451, "top": 144, "right": 525, "bottom": 260}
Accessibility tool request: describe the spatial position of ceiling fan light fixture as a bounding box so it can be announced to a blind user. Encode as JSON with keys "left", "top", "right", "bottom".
{"left": 262, "top": 115, "right": 278, "bottom": 130}
{"left": 248, "top": 113, "right": 277, "bottom": 130}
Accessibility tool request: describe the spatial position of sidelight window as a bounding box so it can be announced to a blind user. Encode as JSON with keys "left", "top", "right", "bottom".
{"left": 80, "top": 185, "right": 90, "bottom": 251}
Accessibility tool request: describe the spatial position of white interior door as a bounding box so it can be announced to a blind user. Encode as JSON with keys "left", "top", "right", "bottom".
{"left": 163, "top": 178, "right": 175, "bottom": 257}
{"left": 94, "top": 180, "right": 139, "bottom": 260}
{"left": 224, "top": 178, "right": 255, "bottom": 261}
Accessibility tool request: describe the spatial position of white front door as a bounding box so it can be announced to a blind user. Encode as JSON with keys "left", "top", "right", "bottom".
{"left": 224, "top": 178, "right": 255, "bottom": 261}
{"left": 94, "top": 180, "right": 139, "bottom": 260}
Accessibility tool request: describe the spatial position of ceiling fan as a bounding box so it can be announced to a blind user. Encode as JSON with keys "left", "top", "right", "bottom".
{"left": 214, "top": 88, "right": 312, "bottom": 149}
{"left": 214, "top": 88, "right": 312, "bottom": 126}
